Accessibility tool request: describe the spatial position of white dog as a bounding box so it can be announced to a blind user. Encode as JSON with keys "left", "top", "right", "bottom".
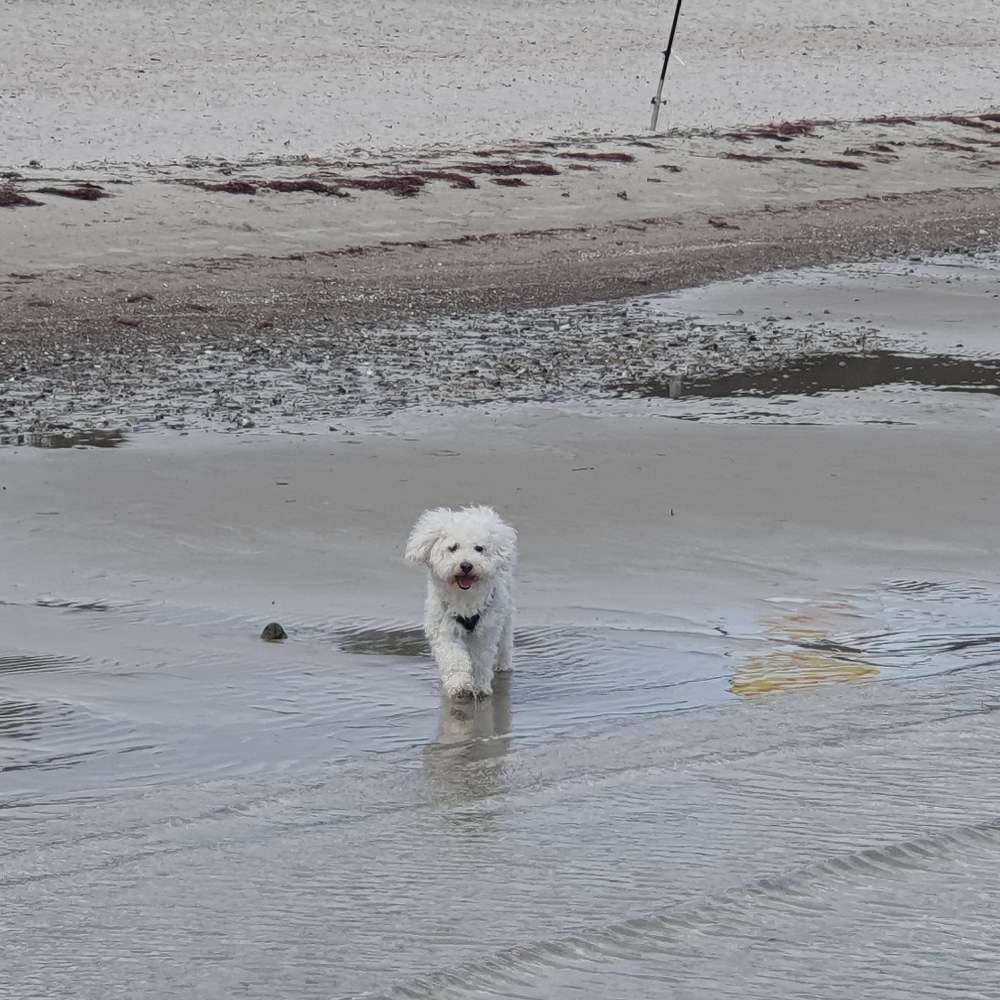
{"left": 405, "top": 505, "right": 517, "bottom": 699}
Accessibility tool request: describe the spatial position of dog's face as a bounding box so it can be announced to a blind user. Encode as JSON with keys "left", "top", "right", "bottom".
{"left": 405, "top": 505, "right": 517, "bottom": 595}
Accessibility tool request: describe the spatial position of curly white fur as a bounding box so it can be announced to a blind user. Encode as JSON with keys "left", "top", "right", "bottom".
{"left": 405, "top": 505, "right": 517, "bottom": 699}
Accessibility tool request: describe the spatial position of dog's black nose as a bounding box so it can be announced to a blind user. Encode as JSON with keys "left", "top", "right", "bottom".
{"left": 459, "top": 561, "right": 474, "bottom": 574}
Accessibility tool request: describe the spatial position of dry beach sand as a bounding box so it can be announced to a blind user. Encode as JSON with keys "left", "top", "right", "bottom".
{"left": 4, "top": 0, "right": 999, "bottom": 163}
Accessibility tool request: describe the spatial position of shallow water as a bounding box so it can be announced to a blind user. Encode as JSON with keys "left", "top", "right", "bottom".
{"left": 0, "top": 428, "right": 126, "bottom": 449}
{"left": 628, "top": 350, "right": 1000, "bottom": 401}
{"left": 3, "top": 579, "right": 1000, "bottom": 998}
{"left": 615, "top": 248, "right": 1000, "bottom": 426}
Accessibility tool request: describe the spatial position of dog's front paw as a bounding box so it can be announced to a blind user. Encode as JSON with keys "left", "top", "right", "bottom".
{"left": 443, "top": 673, "right": 477, "bottom": 700}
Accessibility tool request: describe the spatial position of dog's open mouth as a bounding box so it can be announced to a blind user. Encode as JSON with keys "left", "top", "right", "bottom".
{"left": 455, "top": 573, "right": 477, "bottom": 590}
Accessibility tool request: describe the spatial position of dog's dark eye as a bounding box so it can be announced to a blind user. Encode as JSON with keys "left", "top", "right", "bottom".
{"left": 474, "top": 545, "right": 485, "bottom": 553}
{"left": 447, "top": 543, "right": 459, "bottom": 553}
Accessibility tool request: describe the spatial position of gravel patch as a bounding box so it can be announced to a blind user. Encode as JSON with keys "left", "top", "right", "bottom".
{"left": 0, "top": 298, "right": 883, "bottom": 440}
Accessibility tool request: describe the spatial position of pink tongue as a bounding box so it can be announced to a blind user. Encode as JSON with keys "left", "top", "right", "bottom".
{"left": 457, "top": 576, "right": 473, "bottom": 590}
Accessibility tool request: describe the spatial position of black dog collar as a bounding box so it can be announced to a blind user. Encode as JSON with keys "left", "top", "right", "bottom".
{"left": 455, "top": 613, "right": 480, "bottom": 633}
{"left": 453, "top": 588, "right": 495, "bottom": 634}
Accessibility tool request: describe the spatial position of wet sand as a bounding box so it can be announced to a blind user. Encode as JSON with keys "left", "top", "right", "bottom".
{"left": 3, "top": 401, "right": 999, "bottom": 615}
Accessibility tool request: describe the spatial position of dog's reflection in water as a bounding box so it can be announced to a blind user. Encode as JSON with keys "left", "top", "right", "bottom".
{"left": 422, "top": 673, "right": 513, "bottom": 801}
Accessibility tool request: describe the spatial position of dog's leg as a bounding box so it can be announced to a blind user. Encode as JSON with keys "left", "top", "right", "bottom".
{"left": 431, "top": 637, "right": 477, "bottom": 699}
{"left": 470, "top": 649, "right": 495, "bottom": 699}
{"left": 495, "top": 614, "right": 514, "bottom": 673}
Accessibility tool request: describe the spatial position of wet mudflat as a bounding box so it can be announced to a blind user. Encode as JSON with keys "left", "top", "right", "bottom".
{"left": 3, "top": 249, "right": 997, "bottom": 440}
{"left": 2, "top": 252, "right": 999, "bottom": 999}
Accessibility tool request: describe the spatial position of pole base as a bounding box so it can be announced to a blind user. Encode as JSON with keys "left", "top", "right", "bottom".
{"left": 649, "top": 98, "right": 665, "bottom": 132}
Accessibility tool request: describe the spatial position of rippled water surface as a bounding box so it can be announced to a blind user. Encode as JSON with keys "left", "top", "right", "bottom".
{"left": 3, "top": 579, "right": 1000, "bottom": 999}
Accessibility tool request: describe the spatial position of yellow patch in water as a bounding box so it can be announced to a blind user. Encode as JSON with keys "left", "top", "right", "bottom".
{"left": 732, "top": 650, "right": 879, "bottom": 697}
{"left": 734, "top": 599, "right": 879, "bottom": 697}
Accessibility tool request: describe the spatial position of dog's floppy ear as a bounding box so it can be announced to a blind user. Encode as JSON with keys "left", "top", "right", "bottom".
{"left": 404, "top": 507, "right": 451, "bottom": 565}
{"left": 491, "top": 518, "right": 518, "bottom": 568}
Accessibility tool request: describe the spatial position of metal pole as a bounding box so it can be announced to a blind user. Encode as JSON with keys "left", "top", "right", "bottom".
{"left": 649, "top": 0, "right": 683, "bottom": 131}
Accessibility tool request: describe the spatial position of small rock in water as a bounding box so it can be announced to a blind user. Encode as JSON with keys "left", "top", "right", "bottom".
{"left": 260, "top": 622, "right": 288, "bottom": 641}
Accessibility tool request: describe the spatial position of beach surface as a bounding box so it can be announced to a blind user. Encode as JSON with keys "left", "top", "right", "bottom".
{"left": 3, "top": 4, "right": 1000, "bottom": 998}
